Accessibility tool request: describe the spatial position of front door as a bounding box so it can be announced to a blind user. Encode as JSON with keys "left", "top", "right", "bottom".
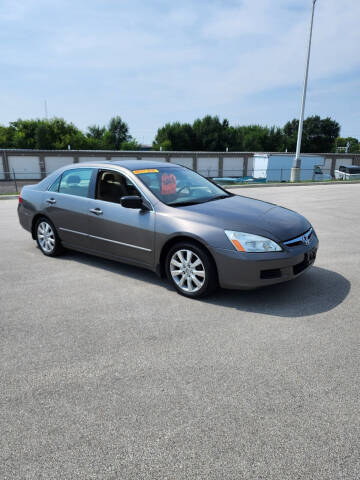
{"left": 87, "top": 169, "right": 155, "bottom": 266}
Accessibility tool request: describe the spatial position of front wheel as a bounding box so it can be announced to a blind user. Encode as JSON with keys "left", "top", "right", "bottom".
{"left": 165, "top": 242, "right": 218, "bottom": 298}
{"left": 35, "top": 217, "right": 64, "bottom": 257}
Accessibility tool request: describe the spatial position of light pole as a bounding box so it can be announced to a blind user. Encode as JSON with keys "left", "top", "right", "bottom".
{"left": 290, "top": 0, "right": 317, "bottom": 182}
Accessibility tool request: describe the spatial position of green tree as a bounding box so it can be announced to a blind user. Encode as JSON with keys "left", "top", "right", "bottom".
{"left": 192, "top": 116, "right": 230, "bottom": 151}
{"left": 10, "top": 119, "right": 39, "bottom": 149}
{"left": 242, "top": 126, "right": 268, "bottom": 151}
{"left": 153, "top": 122, "right": 194, "bottom": 151}
{"left": 227, "top": 126, "right": 244, "bottom": 151}
{"left": 0, "top": 114, "right": 343, "bottom": 154}
{"left": 85, "top": 125, "right": 107, "bottom": 149}
{"left": 335, "top": 136, "right": 359, "bottom": 153}
{"left": 87, "top": 125, "right": 106, "bottom": 140}
{"left": 49, "top": 118, "right": 88, "bottom": 149}
{"left": 158, "top": 139, "right": 172, "bottom": 151}
{"left": 120, "top": 139, "right": 142, "bottom": 150}
{"left": 283, "top": 118, "right": 299, "bottom": 151}
{"left": 104, "top": 116, "right": 131, "bottom": 150}
{"left": 283, "top": 116, "right": 340, "bottom": 153}
{"left": 6, "top": 118, "right": 88, "bottom": 150}
{"left": 227, "top": 125, "right": 285, "bottom": 152}
{"left": 265, "top": 126, "right": 285, "bottom": 151}
{"left": 35, "top": 122, "right": 54, "bottom": 149}
{"left": 153, "top": 117, "right": 286, "bottom": 152}
{"left": 0, "top": 124, "right": 15, "bottom": 148}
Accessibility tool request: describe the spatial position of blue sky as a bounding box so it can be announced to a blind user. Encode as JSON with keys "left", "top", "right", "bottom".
{"left": 0, "top": 0, "right": 359, "bottom": 143}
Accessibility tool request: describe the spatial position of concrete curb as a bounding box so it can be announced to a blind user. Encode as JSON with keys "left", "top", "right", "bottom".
{"left": 227, "top": 180, "right": 360, "bottom": 189}
{"left": 0, "top": 195, "right": 19, "bottom": 200}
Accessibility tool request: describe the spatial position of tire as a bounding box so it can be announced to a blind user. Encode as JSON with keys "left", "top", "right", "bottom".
{"left": 165, "top": 242, "right": 218, "bottom": 298}
{"left": 35, "top": 217, "right": 64, "bottom": 257}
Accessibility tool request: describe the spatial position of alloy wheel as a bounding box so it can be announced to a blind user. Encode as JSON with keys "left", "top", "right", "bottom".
{"left": 37, "top": 221, "right": 56, "bottom": 254}
{"left": 170, "top": 249, "right": 206, "bottom": 293}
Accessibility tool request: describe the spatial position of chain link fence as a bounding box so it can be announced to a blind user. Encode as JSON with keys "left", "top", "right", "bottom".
{"left": 1, "top": 167, "right": 359, "bottom": 195}
{"left": 0, "top": 171, "right": 42, "bottom": 194}
{"left": 200, "top": 168, "right": 335, "bottom": 183}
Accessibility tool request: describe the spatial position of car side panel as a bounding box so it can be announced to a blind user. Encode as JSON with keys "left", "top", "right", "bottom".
{"left": 153, "top": 208, "right": 222, "bottom": 269}
{"left": 18, "top": 187, "right": 43, "bottom": 233}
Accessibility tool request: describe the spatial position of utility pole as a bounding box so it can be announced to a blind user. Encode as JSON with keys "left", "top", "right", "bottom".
{"left": 44, "top": 100, "right": 48, "bottom": 119}
{"left": 290, "top": 0, "right": 318, "bottom": 182}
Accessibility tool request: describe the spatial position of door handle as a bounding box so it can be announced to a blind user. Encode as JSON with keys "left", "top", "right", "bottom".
{"left": 46, "top": 198, "right": 56, "bottom": 205}
{"left": 89, "top": 208, "right": 103, "bottom": 215}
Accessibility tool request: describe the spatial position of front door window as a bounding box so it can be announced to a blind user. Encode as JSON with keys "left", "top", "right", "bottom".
{"left": 96, "top": 170, "right": 139, "bottom": 203}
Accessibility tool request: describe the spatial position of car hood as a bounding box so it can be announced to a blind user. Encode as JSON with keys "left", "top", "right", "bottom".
{"left": 175, "top": 194, "right": 311, "bottom": 242}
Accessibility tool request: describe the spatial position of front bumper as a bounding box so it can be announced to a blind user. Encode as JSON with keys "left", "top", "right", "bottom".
{"left": 212, "top": 234, "right": 319, "bottom": 290}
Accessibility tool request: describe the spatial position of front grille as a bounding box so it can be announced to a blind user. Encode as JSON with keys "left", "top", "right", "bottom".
{"left": 283, "top": 228, "right": 313, "bottom": 247}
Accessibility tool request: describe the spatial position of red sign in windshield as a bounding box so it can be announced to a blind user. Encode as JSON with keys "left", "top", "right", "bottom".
{"left": 161, "top": 173, "right": 177, "bottom": 195}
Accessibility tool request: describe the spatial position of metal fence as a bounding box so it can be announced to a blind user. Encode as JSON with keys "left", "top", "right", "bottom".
{"left": 1, "top": 168, "right": 358, "bottom": 195}
{"left": 199, "top": 168, "right": 335, "bottom": 183}
{"left": 0, "top": 172, "right": 42, "bottom": 194}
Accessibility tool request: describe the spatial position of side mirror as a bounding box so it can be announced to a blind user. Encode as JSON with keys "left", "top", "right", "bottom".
{"left": 120, "top": 195, "right": 148, "bottom": 210}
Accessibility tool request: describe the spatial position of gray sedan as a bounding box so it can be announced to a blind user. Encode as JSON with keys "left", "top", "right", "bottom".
{"left": 18, "top": 160, "right": 318, "bottom": 298}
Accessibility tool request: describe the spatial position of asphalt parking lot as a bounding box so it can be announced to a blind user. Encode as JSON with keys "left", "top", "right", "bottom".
{"left": 1, "top": 183, "right": 359, "bottom": 480}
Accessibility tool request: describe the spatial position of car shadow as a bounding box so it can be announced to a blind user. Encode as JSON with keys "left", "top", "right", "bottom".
{"left": 56, "top": 250, "right": 350, "bottom": 318}
{"left": 207, "top": 266, "right": 350, "bottom": 317}
{"left": 56, "top": 249, "right": 170, "bottom": 287}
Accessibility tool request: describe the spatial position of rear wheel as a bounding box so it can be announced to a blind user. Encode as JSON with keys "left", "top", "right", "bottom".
{"left": 166, "top": 242, "right": 218, "bottom": 298}
{"left": 35, "top": 217, "right": 63, "bottom": 257}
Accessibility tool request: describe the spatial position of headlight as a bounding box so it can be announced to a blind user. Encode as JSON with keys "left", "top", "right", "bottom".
{"left": 224, "top": 230, "right": 282, "bottom": 252}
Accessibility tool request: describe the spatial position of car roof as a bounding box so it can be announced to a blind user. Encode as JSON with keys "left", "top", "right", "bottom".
{"left": 69, "top": 160, "right": 183, "bottom": 171}
{"left": 113, "top": 160, "right": 183, "bottom": 170}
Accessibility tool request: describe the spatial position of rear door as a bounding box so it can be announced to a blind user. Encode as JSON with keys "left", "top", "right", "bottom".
{"left": 87, "top": 169, "right": 155, "bottom": 267}
{"left": 42, "top": 167, "right": 95, "bottom": 249}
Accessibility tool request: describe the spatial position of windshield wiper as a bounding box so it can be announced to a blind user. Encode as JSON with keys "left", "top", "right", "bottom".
{"left": 168, "top": 194, "right": 230, "bottom": 207}
{"left": 199, "top": 194, "right": 230, "bottom": 203}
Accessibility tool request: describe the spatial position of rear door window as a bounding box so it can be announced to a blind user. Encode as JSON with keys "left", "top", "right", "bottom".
{"left": 59, "top": 168, "right": 93, "bottom": 198}
{"left": 48, "top": 174, "right": 62, "bottom": 192}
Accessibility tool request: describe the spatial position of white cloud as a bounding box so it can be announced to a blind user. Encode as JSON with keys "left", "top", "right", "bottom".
{"left": 199, "top": 0, "right": 360, "bottom": 94}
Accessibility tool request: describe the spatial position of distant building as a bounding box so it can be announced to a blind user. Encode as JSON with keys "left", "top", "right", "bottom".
{"left": 139, "top": 144, "right": 152, "bottom": 151}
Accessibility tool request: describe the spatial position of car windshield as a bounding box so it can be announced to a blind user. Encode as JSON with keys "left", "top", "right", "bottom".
{"left": 133, "top": 166, "right": 230, "bottom": 206}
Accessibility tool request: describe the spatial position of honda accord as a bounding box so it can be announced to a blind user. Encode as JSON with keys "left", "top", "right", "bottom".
{"left": 18, "top": 160, "right": 318, "bottom": 298}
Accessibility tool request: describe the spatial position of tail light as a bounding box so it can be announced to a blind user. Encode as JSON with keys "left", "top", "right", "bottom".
{"left": 18, "top": 191, "right": 23, "bottom": 204}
